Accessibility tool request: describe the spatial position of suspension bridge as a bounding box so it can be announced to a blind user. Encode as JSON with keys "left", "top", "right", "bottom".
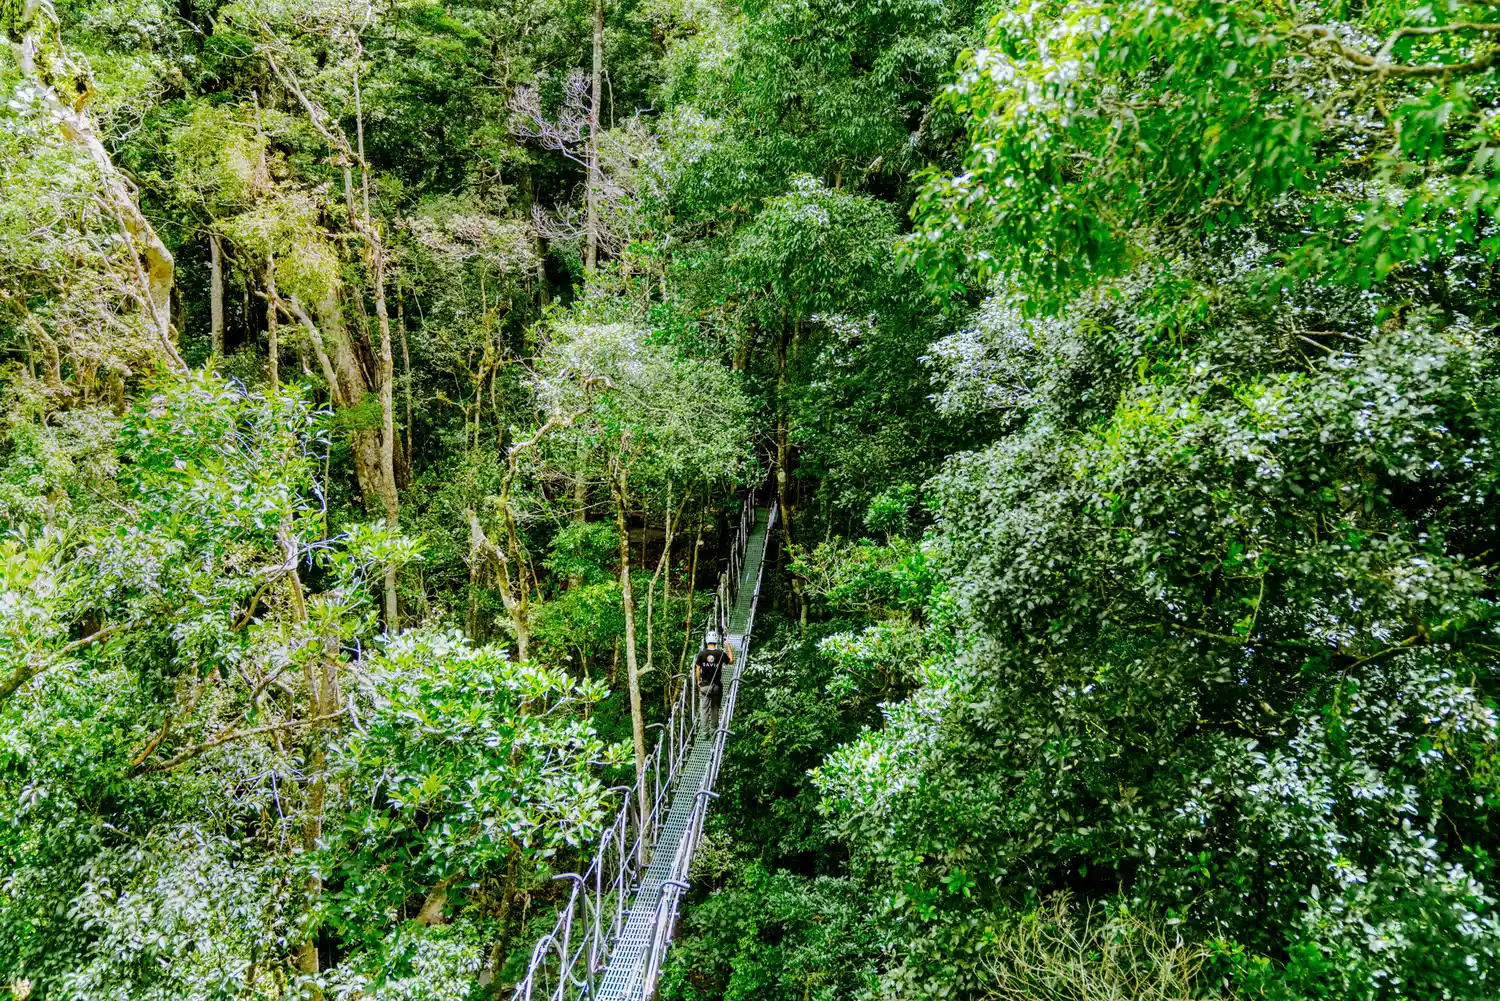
{"left": 511, "top": 490, "right": 779, "bottom": 1001}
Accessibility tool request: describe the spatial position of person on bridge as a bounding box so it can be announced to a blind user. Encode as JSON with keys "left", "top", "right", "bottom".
{"left": 694, "top": 631, "right": 734, "bottom": 733}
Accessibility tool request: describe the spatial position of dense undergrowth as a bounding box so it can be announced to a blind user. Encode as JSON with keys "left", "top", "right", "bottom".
{"left": 7, "top": 0, "right": 1500, "bottom": 998}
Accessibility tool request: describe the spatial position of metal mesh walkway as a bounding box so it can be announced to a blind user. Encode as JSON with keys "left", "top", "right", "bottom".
{"left": 512, "top": 495, "right": 778, "bottom": 1001}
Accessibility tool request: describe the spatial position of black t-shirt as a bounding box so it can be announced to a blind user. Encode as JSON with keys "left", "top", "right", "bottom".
{"left": 694, "top": 647, "right": 730, "bottom": 686}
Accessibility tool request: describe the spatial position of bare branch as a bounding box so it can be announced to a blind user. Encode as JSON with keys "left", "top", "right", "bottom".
{"left": 136, "top": 708, "right": 348, "bottom": 774}
{"left": 1296, "top": 21, "right": 1500, "bottom": 77}
{"left": 509, "top": 74, "right": 592, "bottom": 167}
{"left": 263, "top": 47, "right": 357, "bottom": 164}
{"left": 0, "top": 622, "right": 134, "bottom": 706}
{"left": 264, "top": 291, "right": 345, "bottom": 405}
{"left": 532, "top": 201, "right": 590, "bottom": 242}
{"left": 129, "top": 671, "right": 214, "bottom": 768}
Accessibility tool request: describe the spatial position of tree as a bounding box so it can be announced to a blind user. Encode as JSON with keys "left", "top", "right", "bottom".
{"left": 803, "top": 3, "right": 1500, "bottom": 998}
{"left": 0, "top": 0, "right": 772, "bottom": 995}
{"left": 906, "top": 0, "right": 1500, "bottom": 299}
{"left": 589, "top": 0, "right": 603, "bottom": 271}
{"left": 245, "top": 15, "right": 403, "bottom": 625}
{"left": 325, "top": 630, "right": 627, "bottom": 984}
{"left": 0, "top": 370, "right": 634, "bottom": 997}
{"left": 0, "top": 373, "right": 416, "bottom": 990}
{"left": 153, "top": 102, "right": 274, "bottom": 358}
{"left": 2, "top": 0, "right": 184, "bottom": 372}
{"left": 537, "top": 321, "right": 753, "bottom": 827}
{"left": 464, "top": 399, "right": 590, "bottom": 660}
{"left": 727, "top": 177, "right": 895, "bottom": 620}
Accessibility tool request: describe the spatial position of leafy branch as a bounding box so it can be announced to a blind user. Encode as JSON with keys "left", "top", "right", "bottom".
{"left": 1295, "top": 19, "right": 1500, "bottom": 78}
{"left": 0, "top": 622, "right": 134, "bottom": 705}
{"left": 133, "top": 708, "right": 349, "bottom": 774}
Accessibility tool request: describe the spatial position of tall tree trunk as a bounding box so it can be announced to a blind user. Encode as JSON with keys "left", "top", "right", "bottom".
{"left": 484, "top": 845, "right": 524, "bottom": 990}
{"left": 352, "top": 56, "right": 401, "bottom": 632}
{"left": 22, "top": 315, "right": 65, "bottom": 394}
{"left": 398, "top": 291, "right": 414, "bottom": 486}
{"left": 209, "top": 233, "right": 225, "bottom": 355}
{"left": 611, "top": 460, "right": 648, "bottom": 836}
{"left": 467, "top": 552, "right": 482, "bottom": 641}
{"left": 647, "top": 482, "right": 684, "bottom": 709}
{"left": 316, "top": 289, "right": 384, "bottom": 510}
{"left": 296, "top": 617, "right": 340, "bottom": 994}
{"left": 375, "top": 254, "right": 399, "bottom": 631}
{"left": 573, "top": 448, "right": 589, "bottom": 521}
{"left": 677, "top": 513, "right": 703, "bottom": 677}
{"left": 6, "top": 4, "right": 183, "bottom": 372}
{"left": 586, "top": 0, "right": 603, "bottom": 272}
{"left": 777, "top": 319, "right": 806, "bottom": 627}
{"left": 466, "top": 508, "right": 531, "bottom": 660}
{"left": 266, "top": 253, "right": 279, "bottom": 390}
{"left": 318, "top": 291, "right": 365, "bottom": 401}
{"left": 296, "top": 732, "right": 323, "bottom": 977}
{"left": 285, "top": 295, "right": 341, "bottom": 404}
{"left": 733, "top": 319, "right": 757, "bottom": 373}
{"left": 776, "top": 319, "right": 795, "bottom": 552}
{"left": 265, "top": 43, "right": 397, "bottom": 616}
{"left": 570, "top": 445, "right": 589, "bottom": 590}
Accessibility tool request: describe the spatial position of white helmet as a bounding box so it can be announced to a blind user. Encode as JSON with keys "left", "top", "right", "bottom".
{"left": 703, "top": 629, "right": 720, "bottom": 646}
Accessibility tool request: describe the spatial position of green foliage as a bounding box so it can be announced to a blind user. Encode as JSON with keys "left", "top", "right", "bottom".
{"left": 220, "top": 192, "right": 340, "bottom": 303}
{"left": 712, "top": 621, "right": 891, "bottom": 868}
{"left": 0, "top": 374, "right": 591, "bottom": 999}
{"left": 816, "top": 267, "right": 1500, "bottom": 998}
{"left": 862, "top": 483, "right": 919, "bottom": 538}
{"left": 805, "top": 6, "right": 1500, "bottom": 991}
{"left": 732, "top": 177, "right": 896, "bottom": 324}
{"left": 792, "top": 536, "right": 932, "bottom": 620}
{"left": 326, "top": 629, "right": 626, "bottom": 949}
{"left": 530, "top": 580, "right": 624, "bottom": 670}
{"left": 21, "top": 0, "right": 1500, "bottom": 997}
{"left": 908, "top": 1, "right": 1500, "bottom": 298}
{"left": 657, "top": 0, "right": 978, "bottom": 204}
{"left": 0, "top": 397, "right": 121, "bottom": 529}
{"left": 538, "top": 320, "right": 756, "bottom": 488}
{"left": 0, "top": 376, "right": 360, "bottom": 994}
{"left": 159, "top": 103, "right": 271, "bottom": 217}
{"left": 0, "top": 93, "right": 160, "bottom": 375}
{"left": 545, "top": 520, "right": 620, "bottom": 586}
{"left": 332, "top": 391, "right": 388, "bottom": 435}
{"left": 659, "top": 865, "right": 880, "bottom": 1001}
